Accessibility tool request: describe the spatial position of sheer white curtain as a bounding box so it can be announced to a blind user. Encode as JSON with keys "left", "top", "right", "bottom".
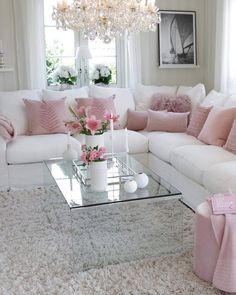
{"left": 13, "top": 0, "right": 46, "bottom": 89}
{"left": 127, "top": 33, "right": 142, "bottom": 88}
{"left": 214, "top": 0, "right": 236, "bottom": 93}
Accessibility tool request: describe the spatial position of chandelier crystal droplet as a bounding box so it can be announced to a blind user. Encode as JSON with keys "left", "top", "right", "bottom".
{"left": 52, "top": 0, "right": 161, "bottom": 43}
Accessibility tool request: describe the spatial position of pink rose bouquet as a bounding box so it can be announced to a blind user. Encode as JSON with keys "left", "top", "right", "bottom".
{"left": 65, "top": 106, "right": 119, "bottom": 136}
{"left": 81, "top": 144, "right": 107, "bottom": 165}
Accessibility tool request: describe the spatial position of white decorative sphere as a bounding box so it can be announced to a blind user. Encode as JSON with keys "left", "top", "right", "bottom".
{"left": 124, "top": 180, "right": 138, "bottom": 193}
{"left": 134, "top": 173, "right": 149, "bottom": 188}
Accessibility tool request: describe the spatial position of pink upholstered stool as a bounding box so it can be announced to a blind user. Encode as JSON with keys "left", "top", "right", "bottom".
{"left": 193, "top": 201, "right": 220, "bottom": 283}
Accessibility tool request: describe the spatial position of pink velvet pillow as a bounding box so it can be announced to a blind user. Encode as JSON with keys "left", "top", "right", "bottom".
{"left": 198, "top": 106, "right": 236, "bottom": 146}
{"left": 126, "top": 109, "right": 148, "bottom": 131}
{"left": 224, "top": 120, "right": 236, "bottom": 154}
{"left": 23, "top": 99, "right": 68, "bottom": 135}
{"left": 186, "top": 105, "right": 212, "bottom": 137}
{"left": 146, "top": 110, "right": 189, "bottom": 132}
{"left": 76, "top": 96, "right": 116, "bottom": 120}
{"left": 150, "top": 93, "right": 191, "bottom": 113}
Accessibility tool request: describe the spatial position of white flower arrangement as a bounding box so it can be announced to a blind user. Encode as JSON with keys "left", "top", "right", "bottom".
{"left": 92, "top": 65, "right": 112, "bottom": 85}
{"left": 51, "top": 65, "right": 77, "bottom": 85}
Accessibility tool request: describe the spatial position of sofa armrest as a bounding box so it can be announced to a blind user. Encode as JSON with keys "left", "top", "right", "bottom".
{"left": 0, "top": 136, "right": 8, "bottom": 189}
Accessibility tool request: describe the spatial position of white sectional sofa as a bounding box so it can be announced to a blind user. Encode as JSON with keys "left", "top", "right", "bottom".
{"left": 1, "top": 84, "right": 236, "bottom": 210}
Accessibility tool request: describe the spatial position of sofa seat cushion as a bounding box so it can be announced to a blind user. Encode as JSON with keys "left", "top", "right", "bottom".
{"left": 7, "top": 134, "right": 81, "bottom": 164}
{"left": 148, "top": 132, "right": 204, "bottom": 163}
{"left": 170, "top": 145, "right": 236, "bottom": 185}
{"left": 74, "top": 130, "right": 149, "bottom": 154}
{"left": 203, "top": 161, "right": 236, "bottom": 193}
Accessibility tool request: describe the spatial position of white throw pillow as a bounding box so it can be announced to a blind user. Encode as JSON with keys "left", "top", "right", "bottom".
{"left": 88, "top": 85, "right": 135, "bottom": 128}
{"left": 202, "top": 89, "right": 228, "bottom": 107}
{"left": 134, "top": 83, "right": 178, "bottom": 110}
{"left": 177, "top": 83, "right": 206, "bottom": 110}
{"left": 43, "top": 87, "right": 89, "bottom": 120}
{"left": 0, "top": 90, "right": 42, "bottom": 135}
{"left": 224, "top": 94, "right": 236, "bottom": 108}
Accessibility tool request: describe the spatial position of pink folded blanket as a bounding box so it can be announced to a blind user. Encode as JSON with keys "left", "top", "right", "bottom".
{"left": 211, "top": 213, "right": 236, "bottom": 293}
{"left": 0, "top": 115, "right": 16, "bottom": 140}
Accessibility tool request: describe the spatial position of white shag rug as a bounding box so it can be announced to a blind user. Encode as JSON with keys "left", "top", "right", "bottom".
{"left": 0, "top": 187, "right": 225, "bottom": 295}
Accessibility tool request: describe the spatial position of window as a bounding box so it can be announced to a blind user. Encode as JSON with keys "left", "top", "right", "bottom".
{"left": 44, "top": 0, "right": 117, "bottom": 86}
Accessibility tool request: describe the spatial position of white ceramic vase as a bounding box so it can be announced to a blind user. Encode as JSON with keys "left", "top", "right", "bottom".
{"left": 90, "top": 160, "right": 107, "bottom": 192}
{"left": 85, "top": 134, "right": 105, "bottom": 149}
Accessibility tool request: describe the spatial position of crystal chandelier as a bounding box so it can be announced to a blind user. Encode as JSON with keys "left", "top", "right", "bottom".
{"left": 52, "top": 0, "right": 161, "bottom": 43}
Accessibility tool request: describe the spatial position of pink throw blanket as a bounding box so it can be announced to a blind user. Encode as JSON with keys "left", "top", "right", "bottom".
{"left": 0, "top": 115, "right": 16, "bottom": 140}
{"left": 211, "top": 212, "right": 236, "bottom": 293}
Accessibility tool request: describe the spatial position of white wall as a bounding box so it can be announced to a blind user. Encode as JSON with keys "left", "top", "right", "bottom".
{"left": 0, "top": 0, "right": 18, "bottom": 90}
{"left": 140, "top": 0, "right": 207, "bottom": 88}
{"left": 0, "top": 0, "right": 216, "bottom": 92}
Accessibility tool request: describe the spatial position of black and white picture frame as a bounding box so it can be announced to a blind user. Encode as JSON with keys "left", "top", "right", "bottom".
{"left": 158, "top": 10, "right": 197, "bottom": 68}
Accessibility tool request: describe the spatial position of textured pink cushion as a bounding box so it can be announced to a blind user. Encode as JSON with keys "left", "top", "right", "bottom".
{"left": 224, "top": 120, "right": 236, "bottom": 154}
{"left": 126, "top": 109, "right": 148, "bottom": 131}
{"left": 76, "top": 96, "right": 116, "bottom": 120}
{"left": 146, "top": 110, "right": 189, "bottom": 132}
{"left": 198, "top": 106, "right": 236, "bottom": 146}
{"left": 150, "top": 93, "right": 191, "bottom": 113}
{"left": 23, "top": 99, "right": 68, "bottom": 135}
{"left": 186, "top": 105, "right": 212, "bottom": 137}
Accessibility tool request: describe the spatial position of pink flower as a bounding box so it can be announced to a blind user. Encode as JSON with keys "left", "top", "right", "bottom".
{"left": 65, "top": 121, "right": 82, "bottom": 134}
{"left": 81, "top": 144, "right": 87, "bottom": 151}
{"left": 86, "top": 116, "right": 101, "bottom": 135}
{"left": 89, "top": 150, "right": 99, "bottom": 161}
{"left": 77, "top": 106, "right": 86, "bottom": 117}
{"left": 104, "top": 111, "right": 120, "bottom": 123}
{"left": 80, "top": 151, "right": 88, "bottom": 163}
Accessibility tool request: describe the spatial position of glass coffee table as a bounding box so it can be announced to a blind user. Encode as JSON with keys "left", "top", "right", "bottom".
{"left": 44, "top": 153, "right": 183, "bottom": 271}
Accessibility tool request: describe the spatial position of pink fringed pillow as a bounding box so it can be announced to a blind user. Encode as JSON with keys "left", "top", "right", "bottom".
{"left": 150, "top": 93, "right": 192, "bottom": 113}
{"left": 224, "top": 120, "right": 236, "bottom": 154}
{"left": 198, "top": 106, "right": 236, "bottom": 146}
{"left": 146, "top": 110, "right": 189, "bottom": 132}
{"left": 126, "top": 109, "right": 148, "bottom": 131}
{"left": 186, "top": 105, "right": 212, "bottom": 137}
{"left": 76, "top": 95, "right": 116, "bottom": 120}
{"left": 23, "top": 99, "right": 68, "bottom": 135}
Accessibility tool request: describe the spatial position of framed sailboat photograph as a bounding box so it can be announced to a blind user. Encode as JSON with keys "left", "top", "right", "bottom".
{"left": 158, "top": 10, "right": 197, "bottom": 68}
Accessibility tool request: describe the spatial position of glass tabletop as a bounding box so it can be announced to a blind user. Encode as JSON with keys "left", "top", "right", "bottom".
{"left": 44, "top": 154, "right": 181, "bottom": 209}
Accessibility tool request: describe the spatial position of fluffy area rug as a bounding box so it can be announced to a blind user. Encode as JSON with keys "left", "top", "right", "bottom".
{"left": 0, "top": 187, "right": 226, "bottom": 295}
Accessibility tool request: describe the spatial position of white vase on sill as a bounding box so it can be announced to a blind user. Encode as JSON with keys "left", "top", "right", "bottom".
{"left": 85, "top": 134, "right": 105, "bottom": 149}
{"left": 90, "top": 160, "right": 107, "bottom": 192}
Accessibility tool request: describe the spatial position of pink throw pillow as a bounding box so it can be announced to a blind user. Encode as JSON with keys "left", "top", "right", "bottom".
{"left": 126, "top": 109, "right": 148, "bottom": 131}
{"left": 146, "top": 110, "right": 189, "bottom": 132}
{"left": 23, "top": 99, "right": 68, "bottom": 135}
{"left": 150, "top": 93, "right": 191, "bottom": 113}
{"left": 198, "top": 106, "right": 236, "bottom": 146}
{"left": 76, "top": 95, "right": 116, "bottom": 120}
{"left": 224, "top": 120, "right": 236, "bottom": 154}
{"left": 186, "top": 105, "right": 212, "bottom": 137}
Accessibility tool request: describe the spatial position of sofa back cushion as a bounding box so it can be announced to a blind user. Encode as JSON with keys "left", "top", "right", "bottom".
{"left": 134, "top": 84, "right": 177, "bottom": 110}
{"left": 186, "top": 105, "right": 212, "bottom": 137}
{"left": 89, "top": 85, "right": 135, "bottom": 128}
{"left": 126, "top": 109, "right": 148, "bottom": 131}
{"left": 224, "top": 120, "right": 236, "bottom": 154}
{"left": 198, "top": 106, "right": 236, "bottom": 146}
{"left": 23, "top": 99, "right": 68, "bottom": 135}
{"left": 42, "top": 87, "right": 89, "bottom": 118}
{"left": 150, "top": 93, "right": 191, "bottom": 113}
{"left": 224, "top": 94, "right": 236, "bottom": 108}
{"left": 0, "top": 90, "right": 42, "bottom": 135}
{"left": 146, "top": 110, "right": 189, "bottom": 132}
{"left": 202, "top": 90, "right": 228, "bottom": 107}
{"left": 177, "top": 83, "right": 206, "bottom": 110}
